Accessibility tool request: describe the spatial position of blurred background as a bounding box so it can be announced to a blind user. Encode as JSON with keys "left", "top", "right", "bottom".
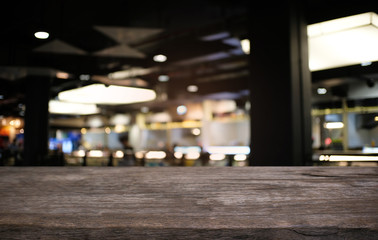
{"left": 0, "top": 0, "right": 377, "bottom": 167}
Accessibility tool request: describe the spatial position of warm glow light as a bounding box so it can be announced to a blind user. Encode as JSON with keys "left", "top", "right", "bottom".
{"left": 375, "top": 116, "right": 378, "bottom": 122}
{"left": 207, "top": 146, "right": 250, "bottom": 155}
{"left": 105, "top": 127, "right": 111, "bottom": 134}
{"left": 191, "top": 128, "right": 201, "bottom": 136}
{"left": 187, "top": 85, "right": 198, "bottom": 92}
{"left": 34, "top": 31, "right": 49, "bottom": 39}
{"left": 240, "top": 39, "right": 250, "bottom": 54}
{"left": 73, "top": 150, "right": 86, "bottom": 157}
{"left": 113, "top": 150, "right": 124, "bottom": 158}
{"left": 58, "top": 84, "right": 156, "bottom": 105}
{"left": 135, "top": 151, "right": 145, "bottom": 159}
{"left": 185, "top": 152, "right": 200, "bottom": 160}
{"left": 114, "top": 124, "right": 126, "bottom": 133}
{"left": 145, "top": 151, "right": 166, "bottom": 159}
{"left": 153, "top": 54, "right": 167, "bottom": 62}
{"left": 319, "top": 155, "right": 378, "bottom": 162}
{"left": 234, "top": 154, "right": 247, "bottom": 161}
{"left": 49, "top": 100, "right": 100, "bottom": 115}
{"left": 81, "top": 128, "right": 87, "bottom": 134}
{"left": 317, "top": 88, "right": 327, "bottom": 95}
{"left": 88, "top": 150, "right": 104, "bottom": 157}
{"left": 209, "top": 153, "right": 226, "bottom": 161}
{"left": 56, "top": 72, "right": 69, "bottom": 79}
{"left": 174, "top": 152, "right": 183, "bottom": 159}
{"left": 308, "top": 12, "right": 378, "bottom": 71}
{"left": 324, "top": 122, "right": 344, "bottom": 129}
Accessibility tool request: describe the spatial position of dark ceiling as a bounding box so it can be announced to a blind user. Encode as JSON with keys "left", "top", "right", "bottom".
{"left": 1, "top": 0, "right": 377, "bottom": 117}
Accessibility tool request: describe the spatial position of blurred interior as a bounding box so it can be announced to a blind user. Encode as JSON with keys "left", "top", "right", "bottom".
{"left": 0, "top": 1, "right": 377, "bottom": 167}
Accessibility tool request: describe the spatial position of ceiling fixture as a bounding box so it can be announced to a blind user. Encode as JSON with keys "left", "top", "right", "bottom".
{"left": 158, "top": 75, "right": 169, "bottom": 82}
{"left": 153, "top": 54, "right": 167, "bottom": 62}
{"left": 317, "top": 87, "right": 327, "bottom": 95}
{"left": 58, "top": 84, "right": 156, "bottom": 105}
{"left": 49, "top": 100, "right": 100, "bottom": 115}
{"left": 308, "top": 12, "right": 378, "bottom": 71}
{"left": 240, "top": 39, "right": 250, "bottom": 54}
{"left": 34, "top": 31, "right": 49, "bottom": 39}
{"left": 187, "top": 85, "right": 198, "bottom": 93}
{"left": 177, "top": 105, "right": 187, "bottom": 115}
{"left": 324, "top": 122, "right": 344, "bottom": 129}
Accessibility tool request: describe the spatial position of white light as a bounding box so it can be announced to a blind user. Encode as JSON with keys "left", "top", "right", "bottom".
{"left": 113, "top": 150, "right": 124, "bottom": 158}
{"left": 79, "top": 74, "right": 91, "bottom": 81}
{"left": 362, "top": 147, "right": 378, "bottom": 154}
{"left": 110, "top": 114, "right": 130, "bottom": 125}
{"left": 209, "top": 153, "right": 226, "bottom": 161}
{"left": 153, "top": 54, "right": 167, "bottom": 62}
{"left": 240, "top": 39, "right": 250, "bottom": 54}
{"left": 58, "top": 84, "right": 156, "bottom": 105}
{"left": 320, "top": 155, "right": 378, "bottom": 162}
{"left": 141, "top": 106, "right": 149, "bottom": 113}
{"left": 158, "top": 75, "right": 170, "bottom": 82}
{"left": 207, "top": 146, "right": 250, "bottom": 155}
{"left": 185, "top": 152, "right": 200, "bottom": 160}
{"left": 308, "top": 12, "right": 378, "bottom": 71}
{"left": 324, "top": 122, "right": 344, "bottom": 129}
{"left": 361, "top": 62, "right": 372, "bottom": 66}
{"left": 177, "top": 105, "right": 187, "bottom": 115}
{"left": 34, "top": 31, "right": 49, "bottom": 39}
{"left": 187, "top": 85, "right": 198, "bottom": 93}
{"left": 191, "top": 128, "right": 201, "bottom": 136}
{"left": 234, "top": 154, "right": 247, "bottom": 161}
{"left": 317, "top": 88, "right": 327, "bottom": 95}
{"left": 145, "top": 151, "right": 166, "bottom": 159}
{"left": 49, "top": 100, "right": 100, "bottom": 115}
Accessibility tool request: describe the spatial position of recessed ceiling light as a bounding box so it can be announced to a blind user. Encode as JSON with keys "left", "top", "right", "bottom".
{"left": 240, "top": 39, "right": 250, "bottom": 54}
{"left": 317, "top": 87, "right": 327, "bottom": 95}
{"left": 34, "top": 31, "right": 49, "bottom": 39}
{"left": 187, "top": 85, "right": 198, "bottom": 92}
{"left": 158, "top": 75, "right": 169, "bottom": 82}
{"left": 153, "top": 54, "right": 167, "bottom": 62}
{"left": 177, "top": 105, "right": 187, "bottom": 115}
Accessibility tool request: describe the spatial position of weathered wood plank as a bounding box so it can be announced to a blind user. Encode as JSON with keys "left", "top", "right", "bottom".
{"left": 0, "top": 167, "right": 377, "bottom": 239}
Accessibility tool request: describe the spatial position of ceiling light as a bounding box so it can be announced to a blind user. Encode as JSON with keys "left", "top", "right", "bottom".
{"left": 34, "top": 31, "right": 49, "bottom": 39}
{"left": 324, "top": 122, "right": 344, "bottom": 129}
{"left": 187, "top": 85, "right": 198, "bottom": 92}
{"left": 58, "top": 84, "right": 156, "bottom": 105}
{"left": 56, "top": 72, "right": 69, "bottom": 79}
{"left": 191, "top": 128, "right": 201, "bottom": 136}
{"left": 317, "top": 87, "right": 327, "bottom": 95}
{"left": 49, "top": 100, "right": 100, "bottom": 115}
{"left": 158, "top": 75, "right": 169, "bottom": 82}
{"left": 240, "top": 39, "right": 250, "bottom": 54}
{"left": 308, "top": 12, "right": 378, "bottom": 71}
{"left": 79, "top": 74, "right": 91, "bottom": 81}
{"left": 177, "top": 105, "right": 187, "bottom": 115}
{"left": 153, "top": 54, "right": 167, "bottom": 62}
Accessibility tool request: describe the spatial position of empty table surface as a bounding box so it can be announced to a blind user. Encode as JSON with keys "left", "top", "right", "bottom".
{"left": 0, "top": 167, "right": 377, "bottom": 239}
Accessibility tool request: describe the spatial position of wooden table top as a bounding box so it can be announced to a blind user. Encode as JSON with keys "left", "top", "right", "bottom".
{"left": 0, "top": 167, "right": 377, "bottom": 239}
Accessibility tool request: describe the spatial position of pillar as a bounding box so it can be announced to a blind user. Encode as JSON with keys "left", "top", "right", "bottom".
{"left": 23, "top": 77, "right": 50, "bottom": 165}
{"left": 248, "top": 1, "right": 312, "bottom": 165}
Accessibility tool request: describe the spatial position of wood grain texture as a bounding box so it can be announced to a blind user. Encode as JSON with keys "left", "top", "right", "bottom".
{"left": 0, "top": 167, "right": 377, "bottom": 239}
